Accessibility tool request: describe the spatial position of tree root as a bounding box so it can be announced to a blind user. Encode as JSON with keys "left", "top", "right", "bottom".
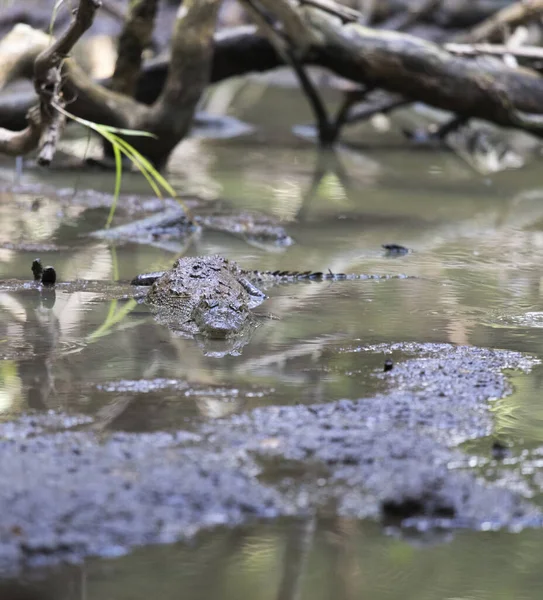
{"left": 0, "top": 0, "right": 100, "bottom": 159}
{"left": 454, "top": 0, "right": 543, "bottom": 43}
{"left": 0, "top": 0, "right": 220, "bottom": 169}
{"left": 3, "top": 0, "right": 543, "bottom": 164}
{"left": 111, "top": 0, "right": 159, "bottom": 98}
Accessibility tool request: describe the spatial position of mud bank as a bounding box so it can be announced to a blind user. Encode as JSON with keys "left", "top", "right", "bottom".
{"left": 0, "top": 343, "right": 539, "bottom": 574}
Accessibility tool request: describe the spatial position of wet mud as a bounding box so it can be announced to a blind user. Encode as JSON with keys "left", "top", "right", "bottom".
{"left": 0, "top": 343, "right": 539, "bottom": 575}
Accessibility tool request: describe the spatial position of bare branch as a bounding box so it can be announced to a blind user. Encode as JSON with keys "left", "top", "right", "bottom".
{"left": 251, "top": 0, "right": 320, "bottom": 51}
{"left": 446, "top": 42, "right": 543, "bottom": 61}
{"left": 140, "top": 0, "right": 222, "bottom": 167}
{"left": 380, "top": 0, "right": 443, "bottom": 32}
{"left": 0, "top": 0, "right": 102, "bottom": 159}
{"left": 32, "top": 0, "right": 102, "bottom": 164}
{"left": 111, "top": 0, "right": 159, "bottom": 97}
{"left": 454, "top": 0, "right": 543, "bottom": 43}
{"left": 34, "top": 0, "right": 102, "bottom": 86}
{"left": 0, "top": 104, "right": 42, "bottom": 156}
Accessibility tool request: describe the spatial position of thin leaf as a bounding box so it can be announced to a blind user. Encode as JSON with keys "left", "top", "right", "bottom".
{"left": 105, "top": 139, "right": 123, "bottom": 228}
{"left": 53, "top": 104, "right": 156, "bottom": 138}
{"left": 86, "top": 299, "right": 138, "bottom": 342}
{"left": 52, "top": 104, "right": 189, "bottom": 222}
{"left": 49, "top": 0, "right": 66, "bottom": 36}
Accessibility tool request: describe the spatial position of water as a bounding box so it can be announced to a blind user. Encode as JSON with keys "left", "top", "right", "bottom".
{"left": 3, "top": 84, "right": 543, "bottom": 595}
{"left": 8, "top": 520, "right": 543, "bottom": 600}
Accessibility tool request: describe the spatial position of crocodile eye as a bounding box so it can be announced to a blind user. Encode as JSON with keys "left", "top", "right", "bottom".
{"left": 190, "top": 263, "right": 205, "bottom": 278}
{"left": 202, "top": 299, "right": 219, "bottom": 309}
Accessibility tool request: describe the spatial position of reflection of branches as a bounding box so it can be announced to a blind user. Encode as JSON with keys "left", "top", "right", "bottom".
{"left": 86, "top": 298, "right": 138, "bottom": 343}
{"left": 297, "top": 149, "right": 351, "bottom": 222}
{"left": 277, "top": 518, "right": 316, "bottom": 600}
{"left": 16, "top": 287, "right": 59, "bottom": 412}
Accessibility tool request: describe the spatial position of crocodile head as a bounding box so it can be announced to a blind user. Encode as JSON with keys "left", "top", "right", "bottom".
{"left": 192, "top": 297, "right": 254, "bottom": 339}
{"left": 143, "top": 255, "right": 265, "bottom": 350}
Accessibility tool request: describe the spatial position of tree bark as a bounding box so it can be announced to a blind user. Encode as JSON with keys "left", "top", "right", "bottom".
{"left": 0, "top": 0, "right": 101, "bottom": 159}
{"left": 3, "top": 0, "right": 543, "bottom": 165}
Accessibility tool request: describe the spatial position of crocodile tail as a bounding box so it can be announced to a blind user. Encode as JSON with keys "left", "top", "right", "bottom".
{"left": 250, "top": 270, "right": 415, "bottom": 282}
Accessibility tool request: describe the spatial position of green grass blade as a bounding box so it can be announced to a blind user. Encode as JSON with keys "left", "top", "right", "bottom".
{"left": 105, "top": 138, "right": 123, "bottom": 228}
{"left": 49, "top": 0, "right": 66, "bottom": 36}
{"left": 86, "top": 299, "right": 138, "bottom": 342}
{"left": 51, "top": 104, "right": 189, "bottom": 220}
{"left": 109, "top": 136, "right": 165, "bottom": 197}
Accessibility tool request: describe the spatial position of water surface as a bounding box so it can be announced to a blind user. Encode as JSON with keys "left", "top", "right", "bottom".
{"left": 2, "top": 85, "right": 543, "bottom": 596}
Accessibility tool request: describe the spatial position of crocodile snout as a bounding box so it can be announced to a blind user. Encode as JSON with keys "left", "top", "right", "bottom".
{"left": 193, "top": 302, "right": 250, "bottom": 338}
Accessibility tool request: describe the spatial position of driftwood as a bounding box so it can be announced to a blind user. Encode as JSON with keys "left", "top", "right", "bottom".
{"left": 2, "top": 0, "right": 543, "bottom": 166}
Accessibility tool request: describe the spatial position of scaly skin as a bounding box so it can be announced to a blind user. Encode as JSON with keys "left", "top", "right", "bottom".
{"left": 137, "top": 255, "right": 412, "bottom": 339}
{"left": 145, "top": 255, "right": 266, "bottom": 339}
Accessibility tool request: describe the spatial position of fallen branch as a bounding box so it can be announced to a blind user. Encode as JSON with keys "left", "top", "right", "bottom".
{"left": 446, "top": 42, "right": 543, "bottom": 61}
{"left": 301, "top": 5, "right": 543, "bottom": 133}
{"left": 454, "top": 0, "right": 543, "bottom": 43}
{"left": 4, "top": 0, "right": 543, "bottom": 164}
{"left": 0, "top": 0, "right": 101, "bottom": 158}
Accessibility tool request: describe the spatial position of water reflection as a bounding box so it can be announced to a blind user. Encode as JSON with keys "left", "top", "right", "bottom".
{"left": 3, "top": 81, "right": 543, "bottom": 596}
{"left": 5, "top": 130, "right": 543, "bottom": 432}
{"left": 7, "top": 518, "right": 543, "bottom": 600}
{"left": 0, "top": 283, "right": 58, "bottom": 418}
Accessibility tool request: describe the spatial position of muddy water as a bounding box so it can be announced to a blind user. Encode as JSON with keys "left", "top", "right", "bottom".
{"left": 3, "top": 85, "right": 543, "bottom": 595}
{"left": 9, "top": 520, "right": 543, "bottom": 600}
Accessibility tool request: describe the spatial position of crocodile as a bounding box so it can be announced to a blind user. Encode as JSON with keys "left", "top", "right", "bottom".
{"left": 2, "top": 256, "right": 411, "bottom": 356}
{"left": 132, "top": 255, "right": 412, "bottom": 341}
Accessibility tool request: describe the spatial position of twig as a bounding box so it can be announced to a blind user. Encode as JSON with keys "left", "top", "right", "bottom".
{"left": 299, "top": 0, "right": 359, "bottom": 23}
{"left": 434, "top": 115, "right": 468, "bottom": 139}
{"left": 446, "top": 42, "right": 543, "bottom": 61}
{"left": 333, "top": 87, "right": 373, "bottom": 130}
{"left": 244, "top": 0, "right": 335, "bottom": 143}
{"left": 0, "top": 0, "right": 101, "bottom": 158}
{"left": 380, "top": 0, "right": 443, "bottom": 32}
{"left": 454, "top": 0, "right": 543, "bottom": 43}
{"left": 111, "top": 0, "right": 159, "bottom": 98}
